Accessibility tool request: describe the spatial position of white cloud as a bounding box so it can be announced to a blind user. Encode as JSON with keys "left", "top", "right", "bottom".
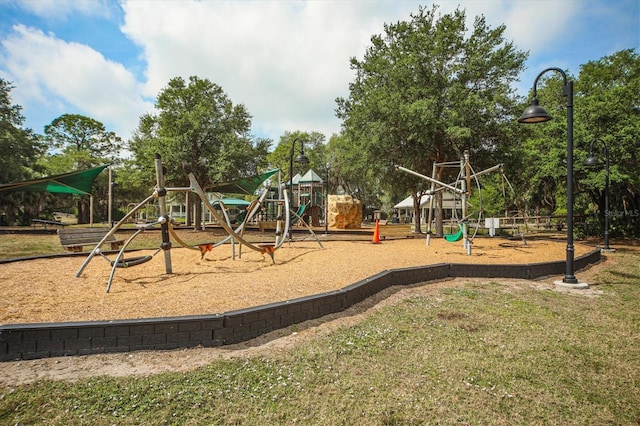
{"left": 120, "top": 0, "right": 423, "bottom": 140}
{"left": 120, "top": 0, "right": 587, "bottom": 140}
{"left": 0, "top": 24, "right": 151, "bottom": 138}
{"left": 0, "top": 0, "right": 633, "bottom": 144}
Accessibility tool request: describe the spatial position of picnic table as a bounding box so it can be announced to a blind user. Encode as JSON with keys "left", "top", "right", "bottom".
{"left": 58, "top": 227, "right": 124, "bottom": 253}
{"left": 31, "top": 219, "right": 66, "bottom": 230}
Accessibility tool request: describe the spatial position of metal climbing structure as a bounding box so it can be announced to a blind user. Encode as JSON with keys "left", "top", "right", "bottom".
{"left": 396, "top": 150, "right": 512, "bottom": 254}
{"left": 76, "top": 154, "right": 323, "bottom": 292}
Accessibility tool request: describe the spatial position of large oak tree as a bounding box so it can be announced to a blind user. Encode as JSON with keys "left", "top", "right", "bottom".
{"left": 128, "top": 76, "right": 270, "bottom": 228}
{"left": 43, "top": 113, "right": 122, "bottom": 223}
{"left": 336, "top": 5, "right": 526, "bottom": 234}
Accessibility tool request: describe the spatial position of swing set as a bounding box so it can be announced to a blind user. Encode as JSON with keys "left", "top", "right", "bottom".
{"left": 76, "top": 154, "right": 323, "bottom": 292}
{"left": 396, "top": 150, "right": 513, "bottom": 254}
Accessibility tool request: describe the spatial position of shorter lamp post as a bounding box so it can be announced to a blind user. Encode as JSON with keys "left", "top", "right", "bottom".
{"left": 288, "top": 138, "right": 309, "bottom": 239}
{"left": 584, "top": 139, "right": 611, "bottom": 251}
{"left": 324, "top": 166, "right": 329, "bottom": 236}
{"left": 110, "top": 181, "right": 118, "bottom": 228}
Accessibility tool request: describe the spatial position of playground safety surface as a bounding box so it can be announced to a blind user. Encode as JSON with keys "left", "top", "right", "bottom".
{"left": 0, "top": 234, "right": 595, "bottom": 325}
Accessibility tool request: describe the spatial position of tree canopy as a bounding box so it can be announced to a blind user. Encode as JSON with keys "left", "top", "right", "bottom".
{"left": 1, "top": 4, "right": 638, "bottom": 238}
{"left": 0, "top": 79, "right": 44, "bottom": 185}
{"left": 44, "top": 113, "right": 121, "bottom": 165}
{"left": 576, "top": 49, "right": 639, "bottom": 236}
{"left": 129, "top": 76, "right": 270, "bottom": 190}
{"left": 266, "top": 131, "right": 326, "bottom": 180}
{"left": 0, "top": 79, "right": 46, "bottom": 225}
{"left": 127, "top": 76, "right": 271, "bottom": 228}
{"left": 336, "top": 5, "right": 527, "bottom": 231}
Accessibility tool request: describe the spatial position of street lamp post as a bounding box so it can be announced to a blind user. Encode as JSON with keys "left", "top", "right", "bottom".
{"left": 324, "top": 166, "right": 329, "bottom": 236}
{"left": 518, "top": 67, "right": 583, "bottom": 286}
{"left": 288, "top": 138, "right": 309, "bottom": 240}
{"left": 584, "top": 139, "right": 611, "bottom": 251}
{"left": 111, "top": 181, "right": 117, "bottom": 228}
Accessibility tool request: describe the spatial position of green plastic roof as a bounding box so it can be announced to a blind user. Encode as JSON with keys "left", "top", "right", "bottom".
{"left": 0, "top": 165, "right": 109, "bottom": 195}
{"left": 209, "top": 168, "right": 279, "bottom": 195}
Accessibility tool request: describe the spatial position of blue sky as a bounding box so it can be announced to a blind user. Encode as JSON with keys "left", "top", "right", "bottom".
{"left": 0, "top": 0, "right": 638, "bottom": 146}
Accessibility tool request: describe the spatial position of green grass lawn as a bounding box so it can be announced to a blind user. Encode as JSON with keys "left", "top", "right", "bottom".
{"left": 1, "top": 237, "right": 639, "bottom": 424}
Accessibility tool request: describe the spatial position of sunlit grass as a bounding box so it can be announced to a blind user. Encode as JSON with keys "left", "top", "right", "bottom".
{"left": 0, "top": 234, "right": 61, "bottom": 259}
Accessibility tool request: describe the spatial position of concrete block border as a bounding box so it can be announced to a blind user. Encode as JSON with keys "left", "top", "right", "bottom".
{"left": 0, "top": 248, "right": 601, "bottom": 362}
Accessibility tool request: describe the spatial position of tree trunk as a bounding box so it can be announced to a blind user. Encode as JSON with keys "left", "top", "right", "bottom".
{"left": 412, "top": 191, "right": 422, "bottom": 233}
{"left": 185, "top": 192, "right": 192, "bottom": 227}
{"left": 193, "top": 198, "right": 203, "bottom": 231}
{"left": 77, "top": 199, "right": 90, "bottom": 224}
{"left": 435, "top": 191, "right": 443, "bottom": 237}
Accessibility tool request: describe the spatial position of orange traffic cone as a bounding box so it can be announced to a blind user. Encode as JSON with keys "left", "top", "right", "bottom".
{"left": 372, "top": 219, "right": 381, "bottom": 244}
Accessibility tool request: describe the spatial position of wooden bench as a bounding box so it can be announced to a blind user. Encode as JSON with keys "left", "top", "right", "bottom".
{"left": 58, "top": 228, "right": 125, "bottom": 253}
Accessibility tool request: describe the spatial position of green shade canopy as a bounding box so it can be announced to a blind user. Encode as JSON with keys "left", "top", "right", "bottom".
{"left": 209, "top": 168, "right": 279, "bottom": 195}
{"left": 0, "top": 165, "right": 109, "bottom": 195}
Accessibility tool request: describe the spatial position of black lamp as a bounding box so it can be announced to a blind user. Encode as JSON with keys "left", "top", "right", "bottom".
{"left": 518, "top": 98, "right": 553, "bottom": 123}
{"left": 584, "top": 139, "right": 611, "bottom": 251}
{"left": 519, "top": 67, "right": 581, "bottom": 286}
{"left": 288, "top": 138, "right": 309, "bottom": 239}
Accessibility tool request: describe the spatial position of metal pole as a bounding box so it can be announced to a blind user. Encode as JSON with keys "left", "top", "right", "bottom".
{"left": 107, "top": 166, "right": 112, "bottom": 227}
{"left": 395, "top": 165, "right": 465, "bottom": 194}
{"left": 276, "top": 169, "right": 284, "bottom": 246}
{"left": 565, "top": 79, "right": 577, "bottom": 283}
{"left": 461, "top": 153, "right": 468, "bottom": 252}
{"left": 519, "top": 67, "right": 581, "bottom": 286}
{"left": 289, "top": 144, "right": 294, "bottom": 241}
{"left": 288, "top": 138, "right": 308, "bottom": 241}
{"left": 324, "top": 167, "right": 329, "bottom": 235}
{"left": 426, "top": 161, "right": 437, "bottom": 245}
{"left": 604, "top": 142, "right": 611, "bottom": 250}
{"left": 154, "top": 153, "right": 172, "bottom": 274}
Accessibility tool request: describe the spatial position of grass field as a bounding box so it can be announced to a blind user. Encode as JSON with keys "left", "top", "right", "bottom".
{"left": 0, "top": 231, "right": 639, "bottom": 424}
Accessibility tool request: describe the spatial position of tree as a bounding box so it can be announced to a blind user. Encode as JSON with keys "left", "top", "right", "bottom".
{"left": 576, "top": 49, "right": 640, "bottom": 237}
{"left": 512, "top": 49, "right": 640, "bottom": 238}
{"left": 325, "top": 132, "right": 383, "bottom": 219}
{"left": 42, "top": 114, "right": 122, "bottom": 224}
{"left": 44, "top": 113, "right": 121, "bottom": 163}
{"left": 336, "top": 5, "right": 527, "bottom": 234}
{"left": 0, "top": 79, "right": 46, "bottom": 225}
{"left": 128, "top": 76, "right": 270, "bottom": 229}
{"left": 512, "top": 74, "right": 572, "bottom": 220}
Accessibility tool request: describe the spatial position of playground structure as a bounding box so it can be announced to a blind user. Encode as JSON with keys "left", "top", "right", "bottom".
{"left": 396, "top": 150, "right": 513, "bottom": 254}
{"left": 75, "top": 154, "right": 323, "bottom": 292}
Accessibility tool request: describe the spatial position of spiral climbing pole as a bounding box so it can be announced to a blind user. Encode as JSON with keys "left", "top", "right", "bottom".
{"left": 75, "top": 153, "right": 317, "bottom": 292}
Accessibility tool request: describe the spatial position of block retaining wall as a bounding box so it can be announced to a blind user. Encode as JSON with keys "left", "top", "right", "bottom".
{"left": 0, "top": 249, "right": 601, "bottom": 361}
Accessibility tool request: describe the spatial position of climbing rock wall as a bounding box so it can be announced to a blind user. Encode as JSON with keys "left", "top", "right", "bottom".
{"left": 328, "top": 195, "right": 362, "bottom": 229}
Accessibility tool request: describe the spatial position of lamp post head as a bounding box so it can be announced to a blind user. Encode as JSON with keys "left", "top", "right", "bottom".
{"left": 291, "top": 138, "right": 310, "bottom": 165}
{"left": 294, "top": 152, "right": 309, "bottom": 165}
{"left": 583, "top": 154, "right": 601, "bottom": 168}
{"left": 518, "top": 98, "right": 553, "bottom": 123}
